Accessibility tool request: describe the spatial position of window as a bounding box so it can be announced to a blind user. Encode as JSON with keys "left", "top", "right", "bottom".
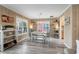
{"left": 37, "top": 20, "right": 50, "bottom": 33}
{"left": 16, "top": 17, "right": 27, "bottom": 35}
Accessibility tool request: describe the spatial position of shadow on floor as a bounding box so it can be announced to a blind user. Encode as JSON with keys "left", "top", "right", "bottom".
{"left": 0, "top": 38, "right": 65, "bottom": 54}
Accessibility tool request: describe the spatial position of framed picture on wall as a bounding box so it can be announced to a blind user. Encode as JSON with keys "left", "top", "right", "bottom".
{"left": 65, "top": 16, "right": 70, "bottom": 25}
{"left": 1, "top": 15, "right": 8, "bottom": 22}
{"left": 1, "top": 15, "right": 14, "bottom": 23}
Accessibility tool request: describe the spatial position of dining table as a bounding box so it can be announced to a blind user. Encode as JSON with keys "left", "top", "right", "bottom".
{"left": 30, "top": 31, "right": 48, "bottom": 44}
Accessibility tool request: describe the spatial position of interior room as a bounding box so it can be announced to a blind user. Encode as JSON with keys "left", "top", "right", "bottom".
{"left": 0, "top": 4, "right": 79, "bottom": 54}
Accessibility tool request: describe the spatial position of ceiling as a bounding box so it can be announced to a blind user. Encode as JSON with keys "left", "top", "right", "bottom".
{"left": 2, "top": 4, "right": 70, "bottom": 19}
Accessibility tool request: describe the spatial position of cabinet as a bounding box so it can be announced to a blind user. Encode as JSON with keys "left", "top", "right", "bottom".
{"left": 0, "top": 30, "right": 16, "bottom": 51}
{"left": 0, "top": 14, "right": 16, "bottom": 52}
{"left": 50, "top": 19, "right": 59, "bottom": 38}
{"left": 76, "top": 40, "right": 79, "bottom": 54}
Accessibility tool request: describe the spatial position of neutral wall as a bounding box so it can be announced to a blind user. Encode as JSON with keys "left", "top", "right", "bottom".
{"left": 72, "top": 5, "right": 79, "bottom": 51}
{"left": 60, "top": 5, "right": 79, "bottom": 53}
{"left": 0, "top": 5, "right": 29, "bottom": 21}
{"left": 64, "top": 6, "right": 73, "bottom": 49}
{"left": 59, "top": 6, "right": 73, "bottom": 49}
{"left": 59, "top": 6, "right": 73, "bottom": 54}
{"left": 0, "top": 5, "right": 30, "bottom": 42}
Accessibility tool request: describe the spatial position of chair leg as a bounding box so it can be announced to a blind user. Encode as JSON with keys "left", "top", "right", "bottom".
{"left": 43, "top": 37, "right": 45, "bottom": 44}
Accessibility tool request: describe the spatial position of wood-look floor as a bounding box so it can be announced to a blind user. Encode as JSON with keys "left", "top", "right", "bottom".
{"left": 0, "top": 38, "right": 65, "bottom": 54}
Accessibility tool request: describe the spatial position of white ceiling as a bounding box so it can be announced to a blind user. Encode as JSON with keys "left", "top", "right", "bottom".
{"left": 2, "top": 4, "right": 70, "bottom": 19}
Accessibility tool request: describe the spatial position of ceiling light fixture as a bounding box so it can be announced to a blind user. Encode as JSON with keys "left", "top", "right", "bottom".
{"left": 39, "top": 12, "right": 42, "bottom": 19}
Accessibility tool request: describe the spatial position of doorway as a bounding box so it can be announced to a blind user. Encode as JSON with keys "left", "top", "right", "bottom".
{"left": 60, "top": 16, "right": 65, "bottom": 42}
